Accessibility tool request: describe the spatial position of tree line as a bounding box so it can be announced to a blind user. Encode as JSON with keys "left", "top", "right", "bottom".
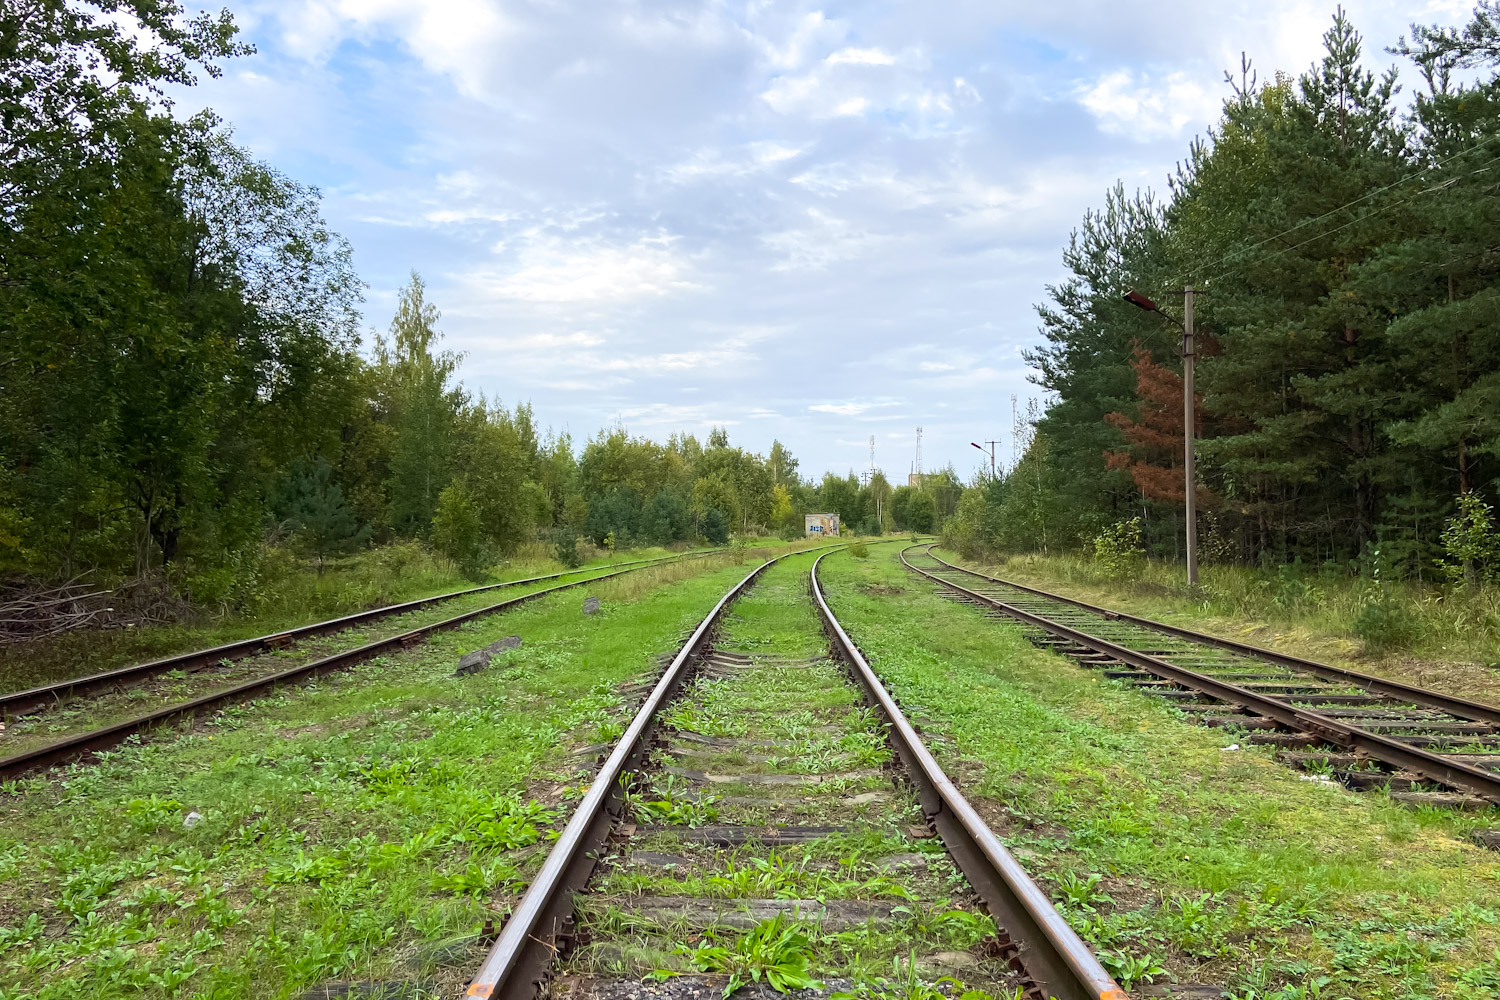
{"left": 0, "top": 2, "right": 965, "bottom": 597}
{"left": 949, "top": 4, "right": 1500, "bottom": 583}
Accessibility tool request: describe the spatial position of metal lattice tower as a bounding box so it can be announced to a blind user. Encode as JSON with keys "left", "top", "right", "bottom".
{"left": 914, "top": 426, "right": 923, "bottom": 482}
{"left": 1011, "top": 394, "right": 1018, "bottom": 469}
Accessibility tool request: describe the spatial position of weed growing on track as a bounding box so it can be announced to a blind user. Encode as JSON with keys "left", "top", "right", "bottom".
{"left": 0, "top": 561, "right": 734, "bottom": 759}
{"left": 0, "top": 554, "right": 779, "bottom": 1000}
{"left": 673, "top": 913, "right": 823, "bottom": 997}
{"left": 821, "top": 545, "right": 1500, "bottom": 999}
{"left": 577, "top": 552, "right": 1007, "bottom": 999}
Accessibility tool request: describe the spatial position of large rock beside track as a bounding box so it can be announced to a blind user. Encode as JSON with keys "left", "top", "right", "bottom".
{"left": 454, "top": 636, "right": 522, "bottom": 677}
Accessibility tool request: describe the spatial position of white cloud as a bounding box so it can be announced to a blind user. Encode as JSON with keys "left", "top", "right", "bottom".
{"left": 663, "top": 141, "right": 804, "bottom": 184}
{"left": 757, "top": 11, "right": 846, "bottom": 70}
{"left": 809, "top": 400, "right": 902, "bottom": 417}
{"left": 614, "top": 402, "right": 741, "bottom": 427}
{"left": 827, "top": 47, "right": 897, "bottom": 67}
{"left": 184, "top": 0, "right": 1474, "bottom": 481}
{"left": 465, "top": 236, "right": 701, "bottom": 304}
{"left": 470, "top": 331, "right": 606, "bottom": 350}
{"left": 1077, "top": 69, "right": 1223, "bottom": 140}
{"left": 810, "top": 402, "right": 871, "bottom": 416}
{"left": 762, "top": 208, "right": 886, "bottom": 271}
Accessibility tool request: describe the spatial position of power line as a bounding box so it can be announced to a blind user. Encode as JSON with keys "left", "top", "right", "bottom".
{"left": 1197, "top": 150, "right": 1500, "bottom": 286}
{"left": 1169, "top": 132, "right": 1500, "bottom": 286}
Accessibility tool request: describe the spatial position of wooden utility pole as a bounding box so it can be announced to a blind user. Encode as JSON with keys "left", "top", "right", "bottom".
{"left": 1182, "top": 285, "right": 1198, "bottom": 587}
{"left": 1125, "top": 284, "right": 1202, "bottom": 587}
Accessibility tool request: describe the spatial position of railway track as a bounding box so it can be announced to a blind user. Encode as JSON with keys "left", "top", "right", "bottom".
{"left": 463, "top": 547, "right": 1124, "bottom": 1000}
{"left": 1, "top": 551, "right": 708, "bottom": 721}
{"left": 902, "top": 545, "right": 1500, "bottom": 808}
{"left": 0, "top": 552, "right": 711, "bottom": 777}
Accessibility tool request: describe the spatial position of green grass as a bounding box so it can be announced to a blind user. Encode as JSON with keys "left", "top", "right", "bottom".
{"left": 948, "top": 548, "right": 1500, "bottom": 704}
{"left": 821, "top": 545, "right": 1500, "bottom": 999}
{"left": 0, "top": 541, "right": 757, "bottom": 693}
{"left": 572, "top": 553, "right": 1008, "bottom": 997}
{"left": 0, "top": 554, "right": 773, "bottom": 1000}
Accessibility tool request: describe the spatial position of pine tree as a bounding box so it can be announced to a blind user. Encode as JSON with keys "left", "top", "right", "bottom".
{"left": 1368, "top": 7, "right": 1500, "bottom": 501}
{"left": 272, "top": 458, "right": 371, "bottom": 572}
{"left": 1028, "top": 184, "right": 1175, "bottom": 540}
{"left": 1173, "top": 10, "right": 1406, "bottom": 562}
{"left": 1105, "top": 345, "right": 1217, "bottom": 505}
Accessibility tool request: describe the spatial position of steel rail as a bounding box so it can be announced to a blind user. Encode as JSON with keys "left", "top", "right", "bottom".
{"left": 901, "top": 546, "right": 1500, "bottom": 804}
{"left": 0, "top": 558, "right": 667, "bottom": 778}
{"left": 1, "top": 551, "right": 709, "bottom": 719}
{"left": 463, "top": 545, "right": 838, "bottom": 1000}
{"left": 922, "top": 547, "right": 1500, "bottom": 725}
{"left": 811, "top": 551, "right": 1126, "bottom": 1000}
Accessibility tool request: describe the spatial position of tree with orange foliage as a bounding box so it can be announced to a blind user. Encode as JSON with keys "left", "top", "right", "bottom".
{"left": 1104, "top": 345, "right": 1215, "bottom": 507}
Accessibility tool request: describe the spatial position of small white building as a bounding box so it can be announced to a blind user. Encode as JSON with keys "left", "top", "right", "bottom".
{"left": 804, "top": 512, "right": 840, "bottom": 537}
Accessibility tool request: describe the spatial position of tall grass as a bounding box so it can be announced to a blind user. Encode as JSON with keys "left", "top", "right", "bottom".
{"left": 969, "top": 550, "right": 1500, "bottom": 664}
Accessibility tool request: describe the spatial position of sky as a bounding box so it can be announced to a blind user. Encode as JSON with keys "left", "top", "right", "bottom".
{"left": 176, "top": 0, "right": 1472, "bottom": 482}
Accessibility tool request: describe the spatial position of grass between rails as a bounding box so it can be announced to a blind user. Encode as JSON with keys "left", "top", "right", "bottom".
{"left": 572, "top": 553, "right": 1011, "bottom": 996}
{"left": 959, "top": 550, "right": 1500, "bottom": 706}
{"left": 0, "top": 541, "right": 745, "bottom": 694}
{"left": 0, "top": 554, "right": 768, "bottom": 760}
{"left": 821, "top": 545, "right": 1500, "bottom": 999}
{"left": 0, "top": 552, "right": 776, "bottom": 1000}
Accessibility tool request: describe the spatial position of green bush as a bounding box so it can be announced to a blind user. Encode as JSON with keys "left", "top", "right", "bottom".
{"left": 943, "top": 488, "right": 1001, "bottom": 560}
{"left": 848, "top": 540, "right": 869, "bottom": 558}
{"left": 906, "top": 492, "right": 937, "bottom": 533}
{"left": 778, "top": 523, "right": 802, "bottom": 542}
{"left": 1354, "top": 595, "right": 1423, "bottom": 653}
{"left": 552, "top": 531, "right": 583, "bottom": 568}
{"left": 1260, "top": 562, "right": 1324, "bottom": 612}
{"left": 270, "top": 457, "right": 371, "bottom": 572}
{"left": 432, "top": 483, "right": 491, "bottom": 580}
{"left": 1093, "top": 518, "right": 1145, "bottom": 578}
{"left": 700, "top": 508, "right": 730, "bottom": 545}
{"left": 1440, "top": 492, "right": 1500, "bottom": 587}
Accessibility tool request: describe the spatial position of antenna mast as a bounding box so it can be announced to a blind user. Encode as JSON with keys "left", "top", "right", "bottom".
{"left": 1011, "top": 394, "right": 1018, "bottom": 470}
{"left": 913, "top": 426, "right": 923, "bottom": 486}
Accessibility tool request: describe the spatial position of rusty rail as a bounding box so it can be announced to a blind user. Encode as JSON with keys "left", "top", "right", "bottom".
{"left": 901, "top": 546, "right": 1500, "bottom": 804}
{"left": 923, "top": 548, "right": 1500, "bottom": 726}
{"left": 465, "top": 544, "right": 1126, "bottom": 1000}
{"left": 463, "top": 547, "right": 819, "bottom": 999}
{"left": 0, "top": 558, "right": 669, "bottom": 777}
{"left": 811, "top": 551, "right": 1126, "bottom": 1000}
{"left": 1, "top": 551, "right": 710, "bottom": 719}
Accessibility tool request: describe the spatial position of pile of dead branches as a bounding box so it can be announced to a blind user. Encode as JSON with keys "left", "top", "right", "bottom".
{"left": 0, "top": 577, "right": 197, "bottom": 644}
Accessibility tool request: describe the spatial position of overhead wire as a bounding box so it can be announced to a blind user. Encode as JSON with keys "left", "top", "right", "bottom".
{"left": 1195, "top": 150, "right": 1500, "bottom": 287}
{"left": 1166, "top": 131, "right": 1500, "bottom": 286}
